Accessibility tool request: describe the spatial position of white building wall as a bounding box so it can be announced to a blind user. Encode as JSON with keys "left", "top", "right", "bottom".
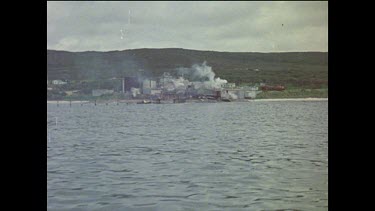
{"left": 52, "top": 80, "right": 67, "bottom": 85}
{"left": 245, "top": 91, "right": 257, "bottom": 98}
{"left": 222, "top": 83, "right": 236, "bottom": 88}
{"left": 143, "top": 80, "right": 157, "bottom": 89}
{"left": 151, "top": 89, "right": 162, "bottom": 95}
{"left": 92, "top": 89, "right": 114, "bottom": 97}
{"left": 130, "top": 88, "right": 141, "bottom": 97}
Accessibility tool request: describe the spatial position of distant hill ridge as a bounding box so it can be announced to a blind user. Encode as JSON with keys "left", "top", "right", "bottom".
{"left": 47, "top": 48, "right": 327, "bottom": 87}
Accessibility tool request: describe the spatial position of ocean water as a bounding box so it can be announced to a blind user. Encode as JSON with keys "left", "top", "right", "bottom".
{"left": 47, "top": 101, "right": 328, "bottom": 211}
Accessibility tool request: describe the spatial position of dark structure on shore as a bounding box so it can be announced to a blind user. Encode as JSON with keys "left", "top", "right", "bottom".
{"left": 124, "top": 77, "right": 140, "bottom": 92}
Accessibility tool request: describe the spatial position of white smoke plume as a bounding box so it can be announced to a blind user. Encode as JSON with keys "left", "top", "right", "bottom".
{"left": 172, "top": 77, "right": 190, "bottom": 89}
{"left": 228, "top": 92, "right": 238, "bottom": 100}
{"left": 191, "top": 61, "right": 216, "bottom": 81}
{"left": 163, "top": 77, "right": 191, "bottom": 91}
{"left": 204, "top": 77, "right": 227, "bottom": 89}
{"left": 130, "top": 88, "right": 140, "bottom": 97}
{"left": 176, "top": 61, "right": 227, "bottom": 90}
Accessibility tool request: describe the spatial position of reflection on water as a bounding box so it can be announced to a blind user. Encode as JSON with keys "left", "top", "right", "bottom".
{"left": 47, "top": 101, "right": 328, "bottom": 210}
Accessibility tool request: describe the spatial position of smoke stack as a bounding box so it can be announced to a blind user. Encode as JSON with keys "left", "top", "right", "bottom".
{"left": 122, "top": 78, "right": 125, "bottom": 93}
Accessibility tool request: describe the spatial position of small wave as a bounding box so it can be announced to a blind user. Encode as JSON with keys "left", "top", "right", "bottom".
{"left": 110, "top": 193, "right": 135, "bottom": 199}
{"left": 99, "top": 153, "right": 122, "bottom": 157}
{"left": 132, "top": 203, "right": 157, "bottom": 207}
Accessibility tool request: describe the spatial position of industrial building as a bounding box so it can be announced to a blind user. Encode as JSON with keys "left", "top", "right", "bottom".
{"left": 92, "top": 89, "right": 114, "bottom": 97}
{"left": 142, "top": 79, "right": 157, "bottom": 89}
{"left": 120, "top": 71, "right": 262, "bottom": 101}
{"left": 124, "top": 77, "right": 140, "bottom": 92}
{"left": 222, "top": 83, "right": 236, "bottom": 88}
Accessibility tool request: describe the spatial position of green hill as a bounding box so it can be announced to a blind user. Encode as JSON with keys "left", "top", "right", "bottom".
{"left": 47, "top": 48, "right": 327, "bottom": 88}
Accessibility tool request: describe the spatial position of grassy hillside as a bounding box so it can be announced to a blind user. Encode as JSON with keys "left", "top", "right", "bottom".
{"left": 47, "top": 48, "right": 327, "bottom": 88}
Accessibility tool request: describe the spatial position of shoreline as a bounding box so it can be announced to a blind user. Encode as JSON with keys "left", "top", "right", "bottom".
{"left": 47, "top": 98, "right": 328, "bottom": 104}
{"left": 250, "top": 98, "right": 328, "bottom": 102}
{"left": 47, "top": 100, "right": 90, "bottom": 104}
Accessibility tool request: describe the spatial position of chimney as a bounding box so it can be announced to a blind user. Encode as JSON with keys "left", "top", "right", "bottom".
{"left": 122, "top": 78, "right": 125, "bottom": 93}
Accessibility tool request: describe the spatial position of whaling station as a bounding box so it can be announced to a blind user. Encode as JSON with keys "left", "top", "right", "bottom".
{"left": 48, "top": 63, "right": 286, "bottom": 105}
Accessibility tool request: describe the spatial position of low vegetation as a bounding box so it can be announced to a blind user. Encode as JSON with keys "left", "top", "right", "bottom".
{"left": 47, "top": 48, "right": 328, "bottom": 100}
{"left": 48, "top": 49, "right": 327, "bottom": 89}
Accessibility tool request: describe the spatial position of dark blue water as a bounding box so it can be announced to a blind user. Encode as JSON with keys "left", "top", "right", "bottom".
{"left": 47, "top": 100, "right": 328, "bottom": 211}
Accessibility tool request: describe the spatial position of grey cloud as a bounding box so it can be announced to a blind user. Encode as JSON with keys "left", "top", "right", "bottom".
{"left": 47, "top": 1, "right": 328, "bottom": 52}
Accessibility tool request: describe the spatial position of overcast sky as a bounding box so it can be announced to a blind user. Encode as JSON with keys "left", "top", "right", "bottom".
{"left": 47, "top": 1, "right": 328, "bottom": 52}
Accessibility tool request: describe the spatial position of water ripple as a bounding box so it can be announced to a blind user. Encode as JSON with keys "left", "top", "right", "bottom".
{"left": 48, "top": 101, "right": 328, "bottom": 210}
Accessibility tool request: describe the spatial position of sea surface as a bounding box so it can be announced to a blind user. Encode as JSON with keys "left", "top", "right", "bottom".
{"left": 47, "top": 100, "right": 328, "bottom": 211}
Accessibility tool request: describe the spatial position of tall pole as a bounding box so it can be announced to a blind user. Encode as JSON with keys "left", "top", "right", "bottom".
{"left": 122, "top": 78, "right": 125, "bottom": 93}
